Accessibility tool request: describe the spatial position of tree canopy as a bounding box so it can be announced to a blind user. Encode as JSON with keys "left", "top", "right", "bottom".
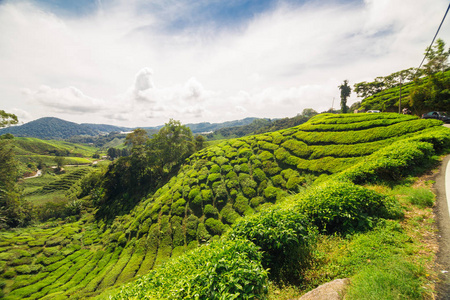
{"left": 0, "top": 111, "right": 32, "bottom": 228}
{"left": 0, "top": 110, "right": 18, "bottom": 128}
{"left": 339, "top": 80, "right": 351, "bottom": 113}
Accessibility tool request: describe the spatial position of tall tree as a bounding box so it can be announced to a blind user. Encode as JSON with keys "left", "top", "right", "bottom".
{"left": 0, "top": 111, "right": 31, "bottom": 228}
{"left": 338, "top": 80, "right": 351, "bottom": 113}
{"left": 423, "top": 38, "right": 450, "bottom": 75}
{"left": 148, "top": 119, "right": 195, "bottom": 173}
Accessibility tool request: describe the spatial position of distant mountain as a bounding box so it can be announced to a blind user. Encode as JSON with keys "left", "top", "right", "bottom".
{"left": 0, "top": 117, "right": 262, "bottom": 140}
{"left": 0, "top": 117, "right": 129, "bottom": 140}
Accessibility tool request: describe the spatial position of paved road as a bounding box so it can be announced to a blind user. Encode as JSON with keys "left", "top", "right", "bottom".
{"left": 435, "top": 154, "right": 450, "bottom": 299}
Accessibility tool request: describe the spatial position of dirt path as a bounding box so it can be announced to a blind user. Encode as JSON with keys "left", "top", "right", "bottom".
{"left": 434, "top": 154, "right": 450, "bottom": 299}
{"left": 23, "top": 169, "right": 42, "bottom": 180}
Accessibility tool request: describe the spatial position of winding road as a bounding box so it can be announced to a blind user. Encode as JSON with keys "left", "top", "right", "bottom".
{"left": 435, "top": 151, "right": 450, "bottom": 299}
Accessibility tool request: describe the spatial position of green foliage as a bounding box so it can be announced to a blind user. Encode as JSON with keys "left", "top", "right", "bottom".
{"left": 220, "top": 204, "right": 240, "bottom": 224}
{"left": 112, "top": 238, "right": 268, "bottom": 300}
{"left": 229, "top": 207, "right": 315, "bottom": 283}
{"left": 336, "top": 140, "right": 437, "bottom": 184}
{"left": 338, "top": 80, "right": 351, "bottom": 113}
{"left": 296, "top": 181, "right": 402, "bottom": 234}
{"left": 205, "top": 218, "right": 225, "bottom": 235}
{"left": 204, "top": 204, "right": 219, "bottom": 218}
{"left": 0, "top": 138, "right": 33, "bottom": 228}
{"left": 171, "top": 198, "right": 186, "bottom": 216}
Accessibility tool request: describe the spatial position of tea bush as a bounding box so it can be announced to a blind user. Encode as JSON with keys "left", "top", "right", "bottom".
{"left": 296, "top": 181, "right": 402, "bottom": 234}
{"left": 229, "top": 207, "right": 316, "bottom": 283}
{"left": 112, "top": 238, "right": 268, "bottom": 300}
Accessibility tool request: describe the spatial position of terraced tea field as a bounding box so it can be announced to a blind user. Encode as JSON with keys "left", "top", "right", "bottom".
{"left": 1, "top": 113, "right": 449, "bottom": 299}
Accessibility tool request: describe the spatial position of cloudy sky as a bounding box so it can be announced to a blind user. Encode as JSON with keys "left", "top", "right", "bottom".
{"left": 1, "top": 0, "right": 449, "bottom": 127}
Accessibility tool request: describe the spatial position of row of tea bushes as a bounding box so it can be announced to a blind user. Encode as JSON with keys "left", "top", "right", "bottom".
{"left": 112, "top": 178, "right": 404, "bottom": 299}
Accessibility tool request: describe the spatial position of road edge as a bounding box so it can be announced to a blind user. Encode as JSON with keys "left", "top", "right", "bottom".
{"left": 434, "top": 154, "right": 450, "bottom": 299}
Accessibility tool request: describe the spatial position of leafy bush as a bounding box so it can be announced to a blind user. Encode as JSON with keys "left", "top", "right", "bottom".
{"left": 220, "top": 204, "right": 240, "bottom": 224}
{"left": 111, "top": 238, "right": 268, "bottom": 300}
{"left": 229, "top": 207, "right": 316, "bottom": 283}
{"left": 205, "top": 218, "right": 225, "bottom": 235}
{"left": 336, "top": 141, "right": 435, "bottom": 184}
{"left": 204, "top": 204, "right": 219, "bottom": 218}
{"left": 296, "top": 180, "right": 402, "bottom": 234}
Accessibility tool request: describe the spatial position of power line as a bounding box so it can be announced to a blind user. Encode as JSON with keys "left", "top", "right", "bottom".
{"left": 416, "top": 2, "right": 450, "bottom": 72}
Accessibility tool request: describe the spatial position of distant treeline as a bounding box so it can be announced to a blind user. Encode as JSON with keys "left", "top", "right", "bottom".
{"left": 206, "top": 109, "right": 318, "bottom": 140}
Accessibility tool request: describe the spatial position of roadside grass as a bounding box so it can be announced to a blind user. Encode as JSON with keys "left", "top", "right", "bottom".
{"left": 267, "top": 179, "right": 438, "bottom": 300}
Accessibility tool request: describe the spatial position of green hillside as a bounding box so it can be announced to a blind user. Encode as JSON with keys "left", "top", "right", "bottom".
{"left": 360, "top": 69, "right": 450, "bottom": 113}
{"left": 12, "top": 137, "right": 99, "bottom": 177}
{"left": 0, "top": 113, "right": 448, "bottom": 299}
{"left": 0, "top": 117, "right": 129, "bottom": 140}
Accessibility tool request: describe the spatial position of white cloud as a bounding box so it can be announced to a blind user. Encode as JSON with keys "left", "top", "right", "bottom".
{"left": 0, "top": 0, "right": 449, "bottom": 127}
{"left": 22, "top": 85, "right": 105, "bottom": 113}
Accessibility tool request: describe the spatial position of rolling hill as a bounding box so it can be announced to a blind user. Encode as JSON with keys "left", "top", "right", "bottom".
{"left": 0, "top": 117, "right": 262, "bottom": 140}
{"left": 0, "top": 117, "right": 130, "bottom": 140}
{"left": 0, "top": 113, "right": 448, "bottom": 299}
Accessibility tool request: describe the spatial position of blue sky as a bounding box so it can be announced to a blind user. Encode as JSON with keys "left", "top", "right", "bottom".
{"left": 0, "top": 0, "right": 449, "bottom": 126}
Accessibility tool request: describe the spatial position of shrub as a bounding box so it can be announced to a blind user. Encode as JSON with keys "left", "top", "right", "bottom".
{"left": 264, "top": 186, "right": 283, "bottom": 202}
{"left": 262, "top": 161, "right": 281, "bottom": 176}
{"left": 229, "top": 207, "right": 315, "bottom": 283}
{"left": 209, "top": 164, "right": 221, "bottom": 173}
{"left": 286, "top": 176, "right": 303, "bottom": 191}
{"left": 196, "top": 222, "right": 211, "bottom": 242}
{"left": 250, "top": 197, "right": 264, "bottom": 208}
{"left": 201, "top": 189, "right": 213, "bottom": 203}
{"left": 111, "top": 238, "right": 268, "bottom": 300}
{"left": 233, "top": 195, "right": 250, "bottom": 215}
{"left": 220, "top": 204, "right": 240, "bottom": 224}
{"left": 204, "top": 204, "right": 219, "bottom": 218}
{"left": 215, "top": 156, "right": 229, "bottom": 166}
{"left": 171, "top": 198, "right": 186, "bottom": 216}
{"left": 281, "top": 139, "right": 311, "bottom": 157}
{"left": 296, "top": 180, "right": 403, "bottom": 234}
{"left": 271, "top": 174, "right": 286, "bottom": 188}
{"left": 336, "top": 141, "right": 435, "bottom": 184}
{"left": 258, "top": 151, "right": 274, "bottom": 161}
{"left": 252, "top": 168, "right": 267, "bottom": 182}
{"left": 207, "top": 173, "right": 221, "bottom": 183}
{"left": 205, "top": 218, "right": 225, "bottom": 236}
{"left": 185, "top": 215, "right": 199, "bottom": 242}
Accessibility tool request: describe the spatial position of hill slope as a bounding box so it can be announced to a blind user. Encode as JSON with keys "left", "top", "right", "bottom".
{"left": 0, "top": 113, "right": 448, "bottom": 299}
{"left": 0, "top": 117, "right": 262, "bottom": 140}
{"left": 0, "top": 117, "right": 129, "bottom": 140}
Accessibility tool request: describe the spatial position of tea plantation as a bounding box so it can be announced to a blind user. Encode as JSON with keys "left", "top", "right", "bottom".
{"left": 0, "top": 113, "right": 449, "bottom": 299}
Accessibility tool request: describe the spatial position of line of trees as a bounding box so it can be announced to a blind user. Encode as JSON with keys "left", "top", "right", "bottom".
{"left": 96, "top": 120, "right": 205, "bottom": 219}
